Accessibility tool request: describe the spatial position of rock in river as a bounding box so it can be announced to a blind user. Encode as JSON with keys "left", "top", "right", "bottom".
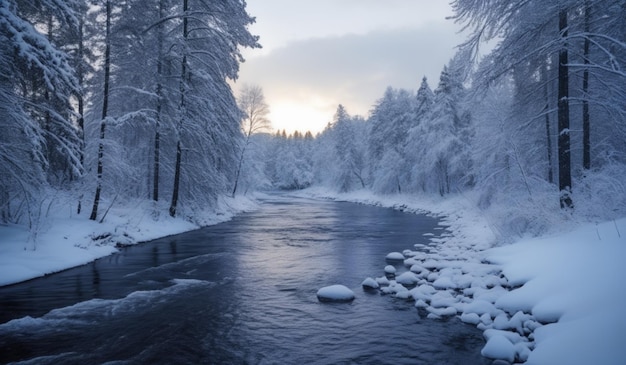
{"left": 317, "top": 285, "right": 355, "bottom": 303}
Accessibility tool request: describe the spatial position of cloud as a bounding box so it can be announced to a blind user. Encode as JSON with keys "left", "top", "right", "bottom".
{"left": 237, "top": 23, "right": 464, "bottom": 131}
{"left": 245, "top": 0, "right": 456, "bottom": 53}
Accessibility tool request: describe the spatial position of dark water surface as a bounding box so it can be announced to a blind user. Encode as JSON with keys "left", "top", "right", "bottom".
{"left": 0, "top": 194, "right": 488, "bottom": 364}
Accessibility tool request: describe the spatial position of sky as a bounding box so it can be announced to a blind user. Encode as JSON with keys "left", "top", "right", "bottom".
{"left": 235, "top": 0, "right": 466, "bottom": 134}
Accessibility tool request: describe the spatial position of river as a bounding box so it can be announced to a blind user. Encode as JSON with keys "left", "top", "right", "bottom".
{"left": 0, "top": 194, "right": 488, "bottom": 364}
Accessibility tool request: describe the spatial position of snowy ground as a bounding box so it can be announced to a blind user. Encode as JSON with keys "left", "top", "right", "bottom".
{"left": 0, "top": 194, "right": 259, "bottom": 287}
{"left": 299, "top": 187, "right": 626, "bottom": 365}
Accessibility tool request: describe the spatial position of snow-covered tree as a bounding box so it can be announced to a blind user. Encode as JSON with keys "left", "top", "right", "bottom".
{"left": 167, "top": 0, "right": 260, "bottom": 218}
{"left": 329, "top": 105, "right": 367, "bottom": 192}
{"left": 368, "top": 87, "right": 414, "bottom": 193}
{"left": 403, "top": 77, "right": 435, "bottom": 192}
{"left": 77, "top": 0, "right": 259, "bottom": 221}
{"left": 452, "top": 0, "right": 626, "bottom": 209}
{"left": 232, "top": 84, "right": 271, "bottom": 196}
{"left": 419, "top": 63, "right": 472, "bottom": 196}
{"left": 0, "top": 0, "right": 80, "bottom": 224}
{"left": 265, "top": 131, "right": 314, "bottom": 190}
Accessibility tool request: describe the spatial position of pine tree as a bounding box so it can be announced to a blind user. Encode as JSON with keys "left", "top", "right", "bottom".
{"left": 0, "top": 0, "right": 80, "bottom": 224}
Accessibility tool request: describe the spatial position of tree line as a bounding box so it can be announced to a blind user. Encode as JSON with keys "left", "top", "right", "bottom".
{"left": 2, "top": 0, "right": 625, "bottom": 239}
{"left": 247, "top": 1, "right": 626, "bottom": 236}
{"left": 0, "top": 0, "right": 259, "bottom": 227}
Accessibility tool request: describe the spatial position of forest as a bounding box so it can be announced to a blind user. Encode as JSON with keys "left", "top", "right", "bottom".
{"left": 248, "top": 0, "right": 626, "bottom": 238}
{"left": 1, "top": 0, "right": 626, "bottom": 241}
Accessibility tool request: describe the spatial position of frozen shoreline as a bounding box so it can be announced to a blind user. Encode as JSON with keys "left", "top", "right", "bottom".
{"left": 0, "top": 194, "right": 259, "bottom": 288}
{"left": 298, "top": 187, "right": 626, "bottom": 365}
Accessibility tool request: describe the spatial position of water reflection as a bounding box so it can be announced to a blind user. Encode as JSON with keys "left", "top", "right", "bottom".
{"left": 169, "top": 240, "right": 177, "bottom": 256}
{"left": 92, "top": 261, "right": 101, "bottom": 297}
{"left": 0, "top": 194, "right": 489, "bottom": 364}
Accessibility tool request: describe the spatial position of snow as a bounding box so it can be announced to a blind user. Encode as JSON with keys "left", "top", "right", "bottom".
{"left": 0, "top": 194, "right": 259, "bottom": 287}
{"left": 0, "top": 278, "right": 212, "bottom": 333}
{"left": 460, "top": 312, "right": 481, "bottom": 325}
{"left": 361, "top": 277, "right": 379, "bottom": 289}
{"left": 316, "top": 284, "right": 355, "bottom": 302}
{"left": 395, "top": 271, "right": 419, "bottom": 286}
{"left": 432, "top": 276, "right": 457, "bottom": 290}
{"left": 486, "top": 218, "right": 626, "bottom": 364}
{"left": 299, "top": 187, "right": 626, "bottom": 365}
{"left": 375, "top": 275, "right": 390, "bottom": 286}
{"left": 461, "top": 299, "right": 499, "bottom": 317}
{"left": 481, "top": 333, "right": 515, "bottom": 362}
{"left": 385, "top": 251, "right": 405, "bottom": 261}
{"left": 3, "top": 184, "right": 626, "bottom": 364}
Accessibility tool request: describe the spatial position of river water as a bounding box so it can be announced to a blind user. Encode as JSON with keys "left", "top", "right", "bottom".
{"left": 0, "top": 194, "right": 488, "bottom": 364}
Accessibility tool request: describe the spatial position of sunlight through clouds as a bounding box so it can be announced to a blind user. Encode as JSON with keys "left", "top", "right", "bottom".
{"left": 236, "top": 1, "right": 464, "bottom": 134}
{"left": 270, "top": 98, "right": 335, "bottom": 134}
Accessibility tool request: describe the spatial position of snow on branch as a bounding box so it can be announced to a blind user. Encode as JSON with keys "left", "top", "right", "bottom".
{"left": 0, "top": 2, "right": 78, "bottom": 97}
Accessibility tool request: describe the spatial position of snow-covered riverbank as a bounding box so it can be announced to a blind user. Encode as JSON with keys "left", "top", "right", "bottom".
{"left": 299, "top": 188, "right": 626, "bottom": 365}
{"left": 2, "top": 188, "right": 624, "bottom": 364}
{"left": 0, "top": 195, "right": 259, "bottom": 287}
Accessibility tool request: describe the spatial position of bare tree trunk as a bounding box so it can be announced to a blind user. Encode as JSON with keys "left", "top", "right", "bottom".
{"left": 44, "top": 14, "right": 52, "bottom": 143}
{"left": 153, "top": 0, "right": 165, "bottom": 202}
{"left": 90, "top": 0, "right": 111, "bottom": 221}
{"left": 353, "top": 170, "right": 365, "bottom": 189}
{"left": 543, "top": 61, "right": 554, "bottom": 184}
{"left": 231, "top": 134, "right": 250, "bottom": 197}
{"left": 169, "top": 140, "right": 182, "bottom": 217}
{"left": 231, "top": 150, "right": 244, "bottom": 197}
{"left": 582, "top": 1, "right": 591, "bottom": 170}
{"left": 153, "top": 112, "right": 161, "bottom": 201}
{"left": 77, "top": 14, "right": 85, "bottom": 214}
{"left": 169, "top": 0, "right": 188, "bottom": 217}
{"left": 558, "top": 9, "right": 573, "bottom": 209}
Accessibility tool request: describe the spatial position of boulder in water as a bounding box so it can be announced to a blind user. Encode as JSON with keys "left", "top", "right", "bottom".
{"left": 361, "top": 277, "right": 380, "bottom": 290}
{"left": 317, "top": 285, "right": 355, "bottom": 303}
{"left": 385, "top": 252, "right": 405, "bottom": 261}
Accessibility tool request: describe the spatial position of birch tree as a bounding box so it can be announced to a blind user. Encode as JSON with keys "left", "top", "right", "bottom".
{"left": 232, "top": 84, "right": 271, "bottom": 197}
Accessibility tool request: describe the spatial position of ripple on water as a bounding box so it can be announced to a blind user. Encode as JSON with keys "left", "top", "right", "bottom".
{"left": 0, "top": 196, "right": 488, "bottom": 364}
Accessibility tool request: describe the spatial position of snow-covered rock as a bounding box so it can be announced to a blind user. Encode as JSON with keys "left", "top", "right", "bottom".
{"left": 402, "top": 249, "right": 416, "bottom": 257}
{"left": 481, "top": 334, "right": 515, "bottom": 363}
{"left": 375, "top": 276, "right": 390, "bottom": 286}
{"left": 428, "top": 305, "right": 458, "bottom": 317}
{"left": 384, "top": 265, "right": 396, "bottom": 274}
{"left": 430, "top": 290, "right": 457, "bottom": 308}
{"left": 306, "top": 190, "right": 626, "bottom": 365}
{"left": 409, "top": 264, "right": 426, "bottom": 274}
{"left": 316, "top": 285, "right": 355, "bottom": 302}
{"left": 361, "top": 277, "right": 379, "bottom": 290}
{"left": 409, "top": 284, "right": 436, "bottom": 302}
{"left": 432, "top": 276, "right": 457, "bottom": 290}
{"left": 385, "top": 251, "right": 405, "bottom": 261}
{"left": 460, "top": 312, "right": 481, "bottom": 325}
{"left": 462, "top": 299, "right": 500, "bottom": 317}
{"left": 395, "top": 271, "right": 419, "bottom": 286}
{"left": 381, "top": 281, "right": 408, "bottom": 296}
